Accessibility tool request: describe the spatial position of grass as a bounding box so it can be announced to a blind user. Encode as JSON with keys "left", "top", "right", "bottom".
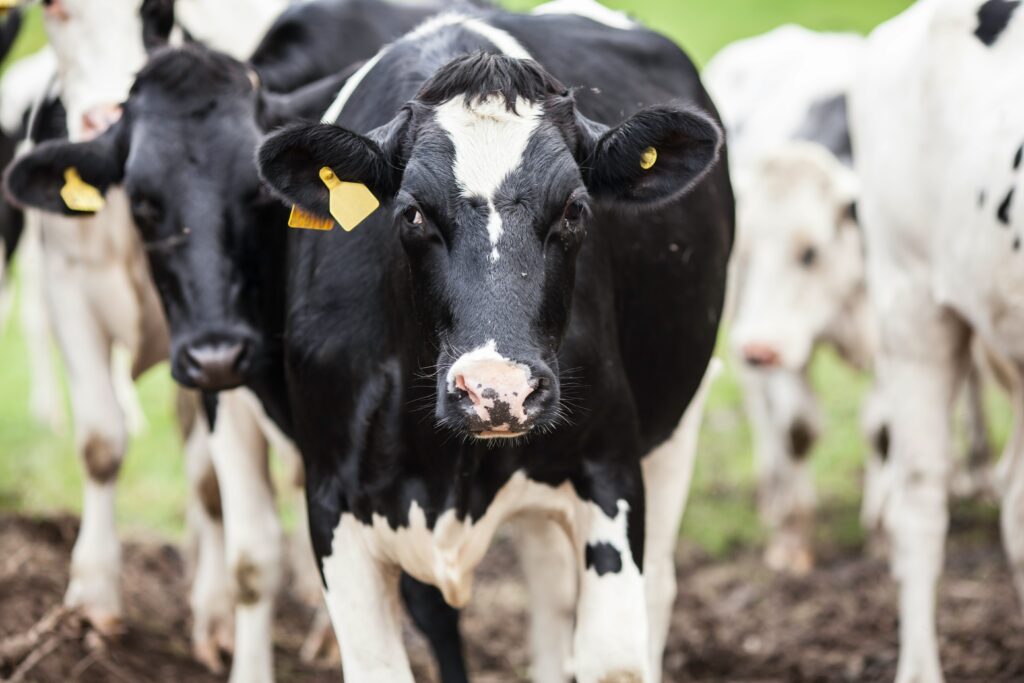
{"left": 3, "top": 0, "right": 1004, "bottom": 558}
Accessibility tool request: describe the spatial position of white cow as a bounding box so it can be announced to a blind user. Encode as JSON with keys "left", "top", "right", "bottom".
{"left": 850, "top": 0, "right": 1024, "bottom": 680}
{"left": 705, "top": 28, "right": 887, "bottom": 573}
{"left": 25, "top": 2, "right": 312, "bottom": 682}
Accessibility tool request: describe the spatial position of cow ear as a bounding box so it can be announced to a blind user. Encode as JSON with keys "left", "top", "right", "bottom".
{"left": 257, "top": 111, "right": 409, "bottom": 219}
{"left": 580, "top": 105, "right": 722, "bottom": 206}
{"left": 141, "top": 0, "right": 175, "bottom": 52}
{"left": 4, "top": 123, "right": 125, "bottom": 215}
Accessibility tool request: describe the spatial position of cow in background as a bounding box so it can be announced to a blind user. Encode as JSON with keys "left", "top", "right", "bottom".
{"left": 705, "top": 25, "right": 992, "bottom": 574}
{"left": 850, "top": 1, "right": 1024, "bottom": 680}
{"left": 4, "top": 0, "right": 287, "bottom": 678}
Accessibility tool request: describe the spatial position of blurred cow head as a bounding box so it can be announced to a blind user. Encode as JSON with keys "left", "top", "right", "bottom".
{"left": 731, "top": 141, "right": 861, "bottom": 371}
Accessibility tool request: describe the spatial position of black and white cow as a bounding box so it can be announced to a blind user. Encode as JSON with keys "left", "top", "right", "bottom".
{"left": 5, "top": 2, "right": 472, "bottom": 682}
{"left": 850, "top": 1, "right": 1024, "bottom": 681}
{"left": 250, "top": 3, "right": 732, "bottom": 681}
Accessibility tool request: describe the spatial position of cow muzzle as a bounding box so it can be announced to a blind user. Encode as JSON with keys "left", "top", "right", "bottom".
{"left": 443, "top": 346, "right": 555, "bottom": 438}
{"left": 173, "top": 332, "right": 257, "bottom": 392}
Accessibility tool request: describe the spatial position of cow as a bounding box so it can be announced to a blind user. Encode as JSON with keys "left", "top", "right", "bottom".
{"left": 705, "top": 25, "right": 994, "bottom": 573}
{"left": 849, "top": 0, "right": 1024, "bottom": 681}
{"left": 5, "top": 2, "right": 475, "bottom": 682}
{"left": 251, "top": 2, "right": 732, "bottom": 680}
{"left": 4, "top": 0, "right": 288, "bottom": 678}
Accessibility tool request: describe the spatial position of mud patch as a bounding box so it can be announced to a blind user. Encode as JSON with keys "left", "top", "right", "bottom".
{"left": 0, "top": 512, "right": 1021, "bottom": 682}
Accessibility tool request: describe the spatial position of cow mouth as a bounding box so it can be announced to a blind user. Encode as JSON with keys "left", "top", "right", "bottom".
{"left": 474, "top": 427, "right": 530, "bottom": 440}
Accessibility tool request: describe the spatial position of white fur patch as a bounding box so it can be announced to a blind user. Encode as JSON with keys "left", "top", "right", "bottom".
{"left": 532, "top": 0, "right": 636, "bottom": 30}
{"left": 322, "top": 49, "right": 389, "bottom": 123}
{"left": 435, "top": 96, "right": 543, "bottom": 261}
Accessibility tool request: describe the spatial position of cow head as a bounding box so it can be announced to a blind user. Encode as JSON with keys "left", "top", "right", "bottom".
{"left": 42, "top": 0, "right": 175, "bottom": 141}
{"left": 4, "top": 46, "right": 317, "bottom": 391}
{"left": 258, "top": 52, "right": 722, "bottom": 439}
{"left": 731, "top": 141, "right": 861, "bottom": 371}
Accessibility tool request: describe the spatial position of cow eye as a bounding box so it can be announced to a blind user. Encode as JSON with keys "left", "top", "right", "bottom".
{"left": 131, "top": 195, "right": 163, "bottom": 227}
{"left": 402, "top": 206, "right": 424, "bottom": 227}
{"left": 799, "top": 246, "right": 818, "bottom": 267}
{"left": 563, "top": 198, "right": 586, "bottom": 224}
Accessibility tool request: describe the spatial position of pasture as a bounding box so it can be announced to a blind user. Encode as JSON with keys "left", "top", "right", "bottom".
{"left": 0, "top": 1, "right": 1020, "bottom": 682}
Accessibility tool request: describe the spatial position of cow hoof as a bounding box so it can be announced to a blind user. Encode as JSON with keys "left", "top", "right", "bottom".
{"left": 764, "top": 540, "right": 814, "bottom": 576}
{"left": 597, "top": 670, "right": 643, "bottom": 683}
{"left": 300, "top": 619, "right": 340, "bottom": 667}
{"left": 78, "top": 608, "right": 125, "bottom": 637}
{"left": 194, "top": 638, "right": 226, "bottom": 674}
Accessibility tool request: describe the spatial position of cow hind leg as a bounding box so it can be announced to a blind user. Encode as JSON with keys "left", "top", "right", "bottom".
{"left": 882, "top": 317, "right": 967, "bottom": 683}
{"left": 400, "top": 573, "right": 468, "bottom": 683}
{"left": 642, "top": 360, "right": 718, "bottom": 682}
{"left": 999, "top": 365, "right": 1024, "bottom": 614}
{"left": 515, "top": 512, "right": 576, "bottom": 683}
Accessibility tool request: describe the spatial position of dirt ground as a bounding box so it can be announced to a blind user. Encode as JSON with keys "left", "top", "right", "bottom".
{"left": 0, "top": 511, "right": 1021, "bottom": 683}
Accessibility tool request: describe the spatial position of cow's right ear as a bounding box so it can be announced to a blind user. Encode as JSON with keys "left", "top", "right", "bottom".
{"left": 257, "top": 110, "right": 409, "bottom": 220}
{"left": 4, "top": 124, "right": 125, "bottom": 216}
{"left": 140, "top": 0, "right": 175, "bottom": 52}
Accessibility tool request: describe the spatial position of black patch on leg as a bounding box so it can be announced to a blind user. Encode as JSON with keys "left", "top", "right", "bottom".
{"left": 788, "top": 420, "right": 815, "bottom": 461}
{"left": 585, "top": 542, "right": 623, "bottom": 576}
{"left": 874, "top": 424, "right": 890, "bottom": 462}
{"left": 979, "top": 189, "right": 987, "bottom": 207}
{"left": 998, "top": 188, "right": 1014, "bottom": 225}
{"left": 1014, "top": 143, "right": 1023, "bottom": 170}
{"left": 201, "top": 391, "right": 219, "bottom": 429}
{"left": 975, "top": 0, "right": 1021, "bottom": 46}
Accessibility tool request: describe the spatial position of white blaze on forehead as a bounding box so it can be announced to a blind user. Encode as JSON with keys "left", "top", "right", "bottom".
{"left": 532, "top": 0, "right": 637, "bottom": 30}
{"left": 435, "top": 95, "right": 544, "bottom": 262}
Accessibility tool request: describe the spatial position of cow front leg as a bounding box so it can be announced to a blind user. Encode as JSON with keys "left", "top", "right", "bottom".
{"left": 741, "top": 368, "right": 819, "bottom": 575}
{"left": 208, "top": 389, "right": 282, "bottom": 683}
{"left": 48, "top": 277, "right": 126, "bottom": 634}
{"left": 179, "top": 390, "right": 234, "bottom": 672}
{"left": 317, "top": 510, "right": 414, "bottom": 683}
{"left": 572, "top": 464, "right": 649, "bottom": 683}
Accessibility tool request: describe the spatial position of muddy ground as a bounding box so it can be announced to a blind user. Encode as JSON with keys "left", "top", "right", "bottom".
{"left": 0, "top": 511, "right": 1021, "bottom": 683}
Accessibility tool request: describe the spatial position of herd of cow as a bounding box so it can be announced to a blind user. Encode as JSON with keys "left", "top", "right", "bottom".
{"left": 0, "top": 0, "right": 1020, "bottom": 681}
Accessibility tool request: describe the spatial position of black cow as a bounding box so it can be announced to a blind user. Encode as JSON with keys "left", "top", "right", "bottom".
{"left": 4, "top": 2, "right": 472, "bottom": 681}
{"left": 254, "top": 6, "right": 732, "bottom": 682}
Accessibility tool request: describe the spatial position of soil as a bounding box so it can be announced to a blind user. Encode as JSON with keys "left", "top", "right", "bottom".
{"left": 0, "top": 511, "right": 1021, "bottom": 683}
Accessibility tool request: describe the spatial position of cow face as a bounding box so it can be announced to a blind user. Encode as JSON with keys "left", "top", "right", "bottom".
{"left": 43, "top": 0, "right": 174, "bottom": 140}
{"left": 259, "top": 53, "right": 722, "bottom": 439}
{"left": 731, "top": 142, "right": 861, "bottom": 371}
{"left": 5, "top": 47, "right": 284, "bottom": 391}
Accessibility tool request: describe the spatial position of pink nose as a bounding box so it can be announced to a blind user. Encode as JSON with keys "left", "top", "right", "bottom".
{"left": 742, "top": 343, "right": 781, "bottom": 368}
{"left": 81, "top": 104, "right": 123, "bottom": 140}
{"left": 453, "top": 359, "right": 536, "bottom": 433}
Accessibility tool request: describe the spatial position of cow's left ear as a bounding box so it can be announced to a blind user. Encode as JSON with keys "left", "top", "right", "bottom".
{"left": 4, "top": 123, "right": 125, "bottom": 215}
{"left": 579, "top": 105, "right": 722, "bottom": 206}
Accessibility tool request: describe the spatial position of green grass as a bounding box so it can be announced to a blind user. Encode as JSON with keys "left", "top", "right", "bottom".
{"left": 3, "top": 0, "right": 1001, "bottom": 558}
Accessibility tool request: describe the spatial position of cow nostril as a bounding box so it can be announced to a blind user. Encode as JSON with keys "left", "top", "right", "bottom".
{"left": 454, "top": 373, "right": 481, "bottom": 406}
{"left": 742, "top": 343, "right": 781, "bottom": 368}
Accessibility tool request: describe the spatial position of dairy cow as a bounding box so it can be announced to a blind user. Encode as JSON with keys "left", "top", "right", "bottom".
{"left": 5, "top": 2, "right": 473, "bottom": 681}
{"left": 254, "top": 2, "right": 732, "bottom": 680}
{"left": 850, "top": 1, "right": 1024, "bottom": 681}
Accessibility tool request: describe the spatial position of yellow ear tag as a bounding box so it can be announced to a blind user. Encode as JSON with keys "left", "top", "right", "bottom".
{"left": 288, "top": 204, "right": 335, "bottom": 231}
{"left": 0, "top": 0, "right": 17, "bottom": 13}
{"left": 640, "top": 147, "right": 658, "bottom": 170}
{"left": 319, "top": 166, "right": 379, "bottom": 232}
{"left": 60, "top": 167, "right": 105, "bottom": 213}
